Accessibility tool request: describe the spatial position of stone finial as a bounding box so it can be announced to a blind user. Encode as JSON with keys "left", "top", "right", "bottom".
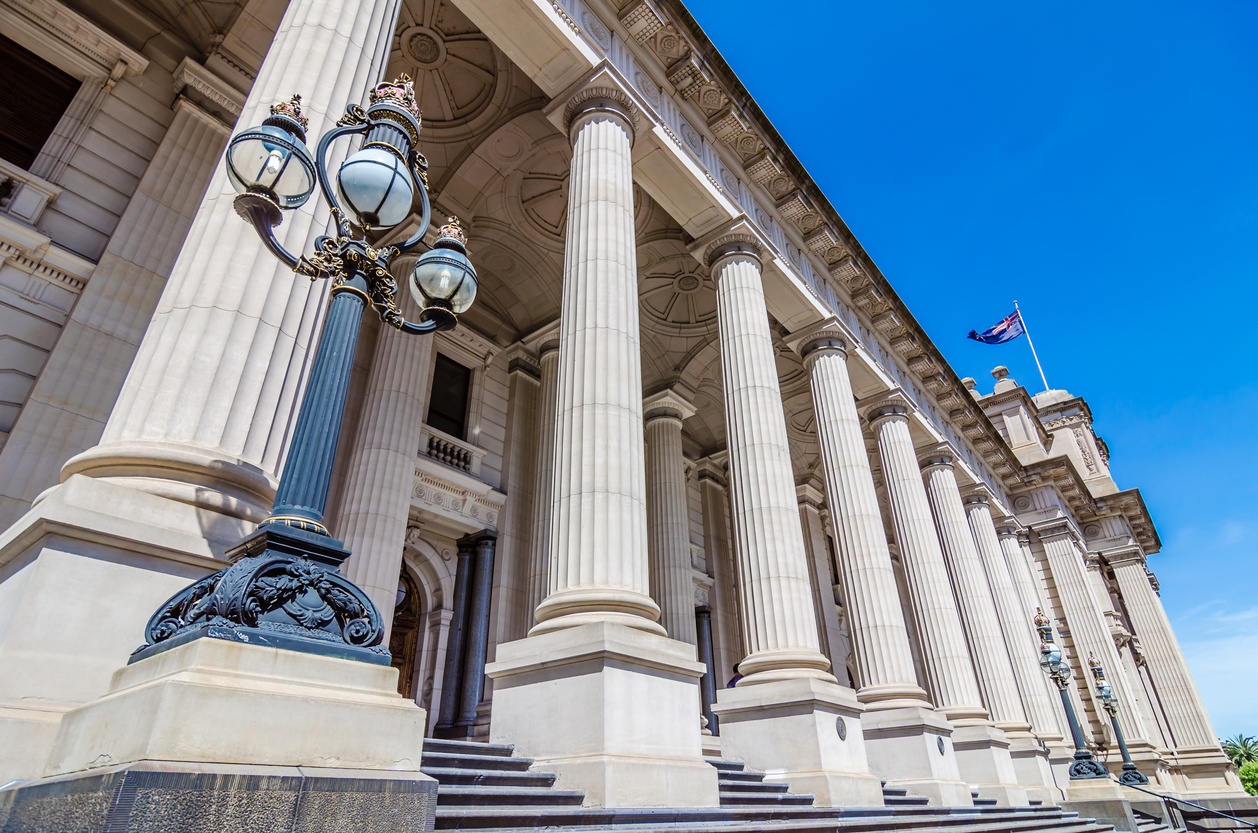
{"left": 961, "top": 377, "right": 976, "bottom": 390}
{"left": 991, "top": 366, "right": 1009, "bottom": 381}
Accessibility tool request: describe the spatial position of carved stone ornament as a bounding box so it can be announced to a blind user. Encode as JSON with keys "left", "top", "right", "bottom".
{"left": 582, "top": 11, "right": 612, "bottom": 48}
{"left": 703, "top": 232, "right": 762, "bottom": 268}
{"left": 132, "top": 525, "right": 388, "bottom": 665}
{"left": 1068, "top": 758, "right": 1110, "bottom": 779}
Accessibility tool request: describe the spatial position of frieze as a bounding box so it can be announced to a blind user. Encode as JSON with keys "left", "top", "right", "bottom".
{"left": 173, "top": 57, "right": 246, "bottom": 118}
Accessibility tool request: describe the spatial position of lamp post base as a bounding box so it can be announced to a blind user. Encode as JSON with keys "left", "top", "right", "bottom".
{"left": 131, "top": 523, "right": 389, "bottom": 666}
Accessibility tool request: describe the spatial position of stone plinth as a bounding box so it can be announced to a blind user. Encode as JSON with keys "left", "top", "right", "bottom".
{"left": 712, "top": 678, "right": 884, "bottom": 807}
{"left": 860, "top": 705, "right": 973, "bottom": 806}
{"left": 0, "top": 638, "right": 437, "bottom": 832}
{"left": 485, "top": 621, "right": 719, "bottom": 808}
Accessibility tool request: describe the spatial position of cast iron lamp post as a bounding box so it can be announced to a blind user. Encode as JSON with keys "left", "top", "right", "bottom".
{"left": 1088, "top": 653, "right": 1150, "bottom": 786}
{"left": 1035, "top": 608, "right": 1109, "bottom": 779}
{"left": 131, "top": 75, "right": 478, "bottom": 666}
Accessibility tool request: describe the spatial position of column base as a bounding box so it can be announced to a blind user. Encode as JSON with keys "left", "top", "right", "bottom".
{"left": 712, "top": 678, "right": 885, "bottom": 807}
{"left": 950, "top": 722, "right": 1029, "bottom": 805}
{"left": 0, "top": 760, "right": 437, "bottom": 833}
{"left": 860, "top": 705, "right": 973, "bottom": 806}
{"left": 0, "top": 475, "right": 239, "bottom": 784}
{"left": 1062, "top": 777, "right": 1140, "bottom": 833}
{"left": 485, "top": 621, "right": 719, "bottom": 809}
{"left": 1166, "top": 746, "right": 1252, "bottom": 800}
{"left": 1008, "top": 734, "right": 1064, "bottom": 804}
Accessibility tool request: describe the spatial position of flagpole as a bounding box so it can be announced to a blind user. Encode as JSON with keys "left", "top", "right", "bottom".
{"left": 1014, "top": 300, "right": 1050, "bottom": 392}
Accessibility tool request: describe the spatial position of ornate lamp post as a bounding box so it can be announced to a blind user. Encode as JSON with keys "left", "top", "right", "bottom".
{"left": 1035, "top": 608, "right": 1109, "bottom": 779}
{"left": 131, "top": 75, "right": 478, "bottom": 666}
{"left": 1089, "top": 653, "right": 1150, "bottom": 786}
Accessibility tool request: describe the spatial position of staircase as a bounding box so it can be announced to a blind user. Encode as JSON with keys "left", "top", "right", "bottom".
{"left": 421, "top": 738, "right": 1117, "bottom": 833}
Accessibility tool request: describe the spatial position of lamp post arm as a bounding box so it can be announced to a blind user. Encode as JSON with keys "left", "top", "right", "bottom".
{"left": 234, "top": 193, "right": 302, "bottom": 271}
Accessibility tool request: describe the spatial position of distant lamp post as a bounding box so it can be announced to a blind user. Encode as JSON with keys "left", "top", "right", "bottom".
{"left": 1089, "top": 653, "right": 1150, "bottom": 786}
{"left": 132, "top": 75, "right": 478, "bottom": 666}
{"left": 1036, "top": 609, "right": 1109, "bottom": 779}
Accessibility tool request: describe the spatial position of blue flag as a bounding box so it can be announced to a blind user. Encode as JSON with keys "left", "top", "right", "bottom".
{"left": 968, "top": 311, "right": 1025, "bottom": 344}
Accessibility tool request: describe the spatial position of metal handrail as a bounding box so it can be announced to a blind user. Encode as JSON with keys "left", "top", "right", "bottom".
{"left": 1119, "top": 779, "right": 1258, "bottom": 830}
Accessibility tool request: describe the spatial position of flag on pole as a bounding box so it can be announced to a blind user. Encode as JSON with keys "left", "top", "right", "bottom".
{"left": 967, "top": 311, "right": 1025, "bottom": 345}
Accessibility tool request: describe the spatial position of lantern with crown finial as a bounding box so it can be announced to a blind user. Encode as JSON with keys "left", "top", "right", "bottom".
{"left": 224, "top": 94, "right": 316, "bottom": 211}
{"left": 410, "top": 217, "right": 477, "bottom": 326}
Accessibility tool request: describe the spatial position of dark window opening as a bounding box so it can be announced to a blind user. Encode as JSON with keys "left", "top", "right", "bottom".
{"left": 427, "top": 353, "right": 472, "bottom": 439}
{"left": 0, "top": 35, "right": 81, "bottom": 170}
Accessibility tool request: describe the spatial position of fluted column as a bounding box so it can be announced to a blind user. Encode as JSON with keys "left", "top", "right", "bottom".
{"left": 532, "top": 89, "right": 662, "bottom": 635}
{"left": 1035, "top": 522, "right": 1150, "bottom": 747}
{"left": 922, "top": 458, "right": 1027, "bottom": 728}
{"left": 338, "top": 293, "right": 433, "bottom": 634}
{"left": 707, "top": 236, "right": 831, "bottom": 685}
{"left": 868, "top": 402, "right": 985, "bottom": 719}
{"left": 0, "top": 98, "right": 230, "bottom": 530}
{"left": 525, "top": 335, "right": 560, "bottom": 624}
{"left": 436, "top": 536, "right": 476, "bottom": 731}
{"left": 1108, "top": 549, "right": 1219, "bottom": 751}
{"left": 964, "top": 495, "right": 1041, "bottom": 736}
{"left": 644, "top": 390, "right": 698, "bottom": 645}
{"left": 797, "top": 336, "right": 919, "bottom": 700}
{"left": 60, "top": 0, "right": 405, "bottom": 524}
{"left": 997, "top": 526, "right": 1068, "bottom": 739}
{"left": 456, "top": 532, "right": 497, "bottom": 730}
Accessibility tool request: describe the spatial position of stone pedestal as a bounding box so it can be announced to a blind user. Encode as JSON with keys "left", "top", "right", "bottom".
{"left": 486, "top": 621, "right": 719, "bottom": 808}
{"left": 0, "top": 638, "right": 436, "bottom": 831}
{"left": 1061, "top": 778, "right": 1141, "bottom": 833}
{"left": 860, "top": 705, "right": 973, "bottom": 806}
{"left": 713, "top": 678, "right": 885, "bottom": 807}
{"left": 950, "top": 722, "right": 1029, "bottom": 805}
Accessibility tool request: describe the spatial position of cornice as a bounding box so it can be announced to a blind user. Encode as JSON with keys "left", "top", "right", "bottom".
{"left": 173, "top": 57, "right": 245, "bottom": 120}
{"left": 0, "top": 0, "right": 148, "bottom": 84}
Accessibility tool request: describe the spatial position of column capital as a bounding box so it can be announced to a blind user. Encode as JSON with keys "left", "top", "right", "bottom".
{"left": 920, "top": 453, "right": 955, "bottom": 473}
{"left": 783, "top": 315, "right": 850, "bottom": 363}
{"left": 1032, "top": 519, "right": 1081, "bottom": 545}
{"left": 995, "top": 524, "right": 1022, "bottom": 540}
{"left": 694, "top": 453, "right": 728, "bottom": 489}
{"left": 1103, "top": 546, "right": 1146, "bottom": 568}
{"left": 643, "top": 387, "right": 696, "bottom": 424}
{"left": 563, "top": 85, "right": 639, "bottom": 143}
{"left": 703, "top": 232, "right": 763, "bottom": 271}
{"left": 795, "top": 481, "right": 826, "bottom": 511}
{"left": 962, "top": 491, "right": 990, "bottom": 508}
{"left": 864, "top": 395, "right": 912, "bottom": 430}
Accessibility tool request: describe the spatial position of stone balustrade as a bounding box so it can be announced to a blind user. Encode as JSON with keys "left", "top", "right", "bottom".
{"left": 420, "top": 424, "right": 486, "bottom": 476}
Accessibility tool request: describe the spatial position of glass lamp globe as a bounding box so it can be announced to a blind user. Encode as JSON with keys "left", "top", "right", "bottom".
{"left": 1040, "top": 640, "right": 1062, "bottom": 673}
{"left": 226, "top": 123, "right": 316, "bottom": 209}
{"left": 336, "top": 147, "right": 415, "bottom": 230}
{"left": 410, "top": 219, "right": 477, "bottom": 315}
{"left": 1098, "top": 680, "right": 1114, "bottom": 705}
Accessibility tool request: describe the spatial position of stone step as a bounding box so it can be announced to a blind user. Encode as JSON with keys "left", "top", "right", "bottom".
{"left": 711, "top": 769, "right": 763, "bottom": 783}
{"left": 715, "top": 779, "right": 790, "bottom": 794}
{"left": 436, "top": 784, "right": 586, "bottom": 806}
{"left": 432, "top": 805, "right": 1109, "bottom": 832}
{"left": 971, "top": 792, "right": 1000, "bottom": 807}
{"left": 716, "top": 790, "right": 815, "bottom": 806}
{"left": 421, "top": 765, "right": 558, "bottom": 788}
{"left": 422, "top": 749, "right": 536, "bottom": 772}
{"left": 424, "top": 737, "right": 517, "bottom": 758}
{"left": 705, "top": 760, "right": 745, "bottom": 772}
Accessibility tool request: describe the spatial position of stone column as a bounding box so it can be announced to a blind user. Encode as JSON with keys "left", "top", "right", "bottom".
{"left": 1108, "top": 549, "right": 1238, "bottom": 797}
{"left": 997, "top": 526, "right": 1068, "bottom": 740}
{"left": 698, "top": 456, "right": 742, "bottom": 685}
{"left": 797, "top": 492, "right": 847, "bottom": 670}
{"left": 696, "top": 608, "right": 719, "bottom": 735}
{"left": 455, "top": 532, "right": 496, "bottom": 733}
{"left": 866, "top": 403, "right": 985, "bottom": 720}
{"left": 710, "top": 248, "right": 883, "bottom": 808}
{"left": 528, "top": 90, "right": 658, "bottom": 637}
{"left": 436, "top": 537, "right": 475, "bottom": 734}
{"left": 525, "top": 334, "right": 560, "bottom": 626}
{"left": 0, "top": 97, "right": 230, "bottom": 531}
{"left": 337, "top": 294, "right": 433, "bottom": 635}
{"left": 644, "top": 389, "right": 698, "bottom": 645}
{"left": 486, "top": 86, "right": 717, "bottom": 809}
{"left": 60, "top": 0, "right": 406, "bottom": 530}
{"left": 922, "top": 458, "right": 1028, "bottom": 731}
{"left": 1034, "top": 523, "right": 1152, "bottom": 754}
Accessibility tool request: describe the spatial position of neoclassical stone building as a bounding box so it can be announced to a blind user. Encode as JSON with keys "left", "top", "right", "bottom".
{"left": 0, "top": 0, "right": 1243, "bottom": 813}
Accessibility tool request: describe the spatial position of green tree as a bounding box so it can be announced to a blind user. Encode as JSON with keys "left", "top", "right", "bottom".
{"left": 1239, "top": 760, "right": 1258, "bottom": 797}
{"left": 1224, "top": 734, "right": 1258, "bottom": 766}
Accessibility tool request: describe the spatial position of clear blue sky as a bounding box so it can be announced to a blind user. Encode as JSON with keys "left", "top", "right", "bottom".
{"left": 682, "top": 0, "right": 1258, "bottom": 738}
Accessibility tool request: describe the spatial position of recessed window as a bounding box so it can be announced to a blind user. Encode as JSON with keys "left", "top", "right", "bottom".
{"left": 427, "top": 353, "right": 472, "bottom": 439}
{"left": 0, "top": 35, "right": 81, "bottom": 170}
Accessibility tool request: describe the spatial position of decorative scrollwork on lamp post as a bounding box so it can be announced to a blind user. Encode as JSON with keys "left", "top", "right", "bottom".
{"left": 1089, "top": 653, "right": 1151, "bottom": 786}
{"left": 132, "top": 76, "right": 479, "bottom": 666}
{"left": 1035, "top": 608, "right": 1110, "bottom": 779}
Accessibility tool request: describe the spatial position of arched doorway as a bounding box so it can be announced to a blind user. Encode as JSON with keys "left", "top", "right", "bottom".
{"left": 391, "top": 567, "right": 423, "bottom": 699}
